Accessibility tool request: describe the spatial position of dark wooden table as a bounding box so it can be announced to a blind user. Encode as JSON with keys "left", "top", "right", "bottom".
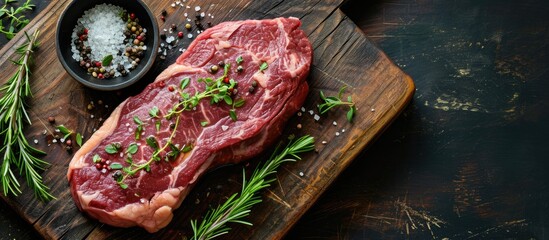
{"left": 2, "top": 0, "right": 549, "bottom": 239}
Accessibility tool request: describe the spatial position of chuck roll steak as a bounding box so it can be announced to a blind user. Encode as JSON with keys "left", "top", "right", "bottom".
{"left": 68, "top": 17, "right": 312, "bottom": 232}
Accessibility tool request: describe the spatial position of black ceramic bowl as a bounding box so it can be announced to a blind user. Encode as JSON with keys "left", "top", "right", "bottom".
{"left": 56, "top": 0, "right": 158, "bottom": 91}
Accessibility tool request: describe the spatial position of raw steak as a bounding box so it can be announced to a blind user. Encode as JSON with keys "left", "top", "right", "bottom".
{"left": 68, "top": 17, "right": 312, "bottom": 233}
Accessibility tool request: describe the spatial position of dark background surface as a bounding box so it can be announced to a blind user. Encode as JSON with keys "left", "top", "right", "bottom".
{"left": 1, "top": 0, "right": 549, "bottom": 239}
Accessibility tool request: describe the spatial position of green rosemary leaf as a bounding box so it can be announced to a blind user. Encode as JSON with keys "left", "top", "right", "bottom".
{"left": 0, "top": 30, "right": 55, "bottom": 201}
{"left": 200, "top": 121, "right": 209, "bottom": 127}
{"left": 236, "top": 56, "right": 243, "bottom": 65}
{"left": 190, "top": 135, "right": 315, "bottom": 240}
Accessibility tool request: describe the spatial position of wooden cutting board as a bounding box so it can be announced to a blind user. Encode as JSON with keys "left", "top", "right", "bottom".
{"left": 0, "top": 0, "right": 414, "bottom": 239}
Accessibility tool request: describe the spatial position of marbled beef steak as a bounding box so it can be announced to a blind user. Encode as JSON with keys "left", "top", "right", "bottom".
{"left": 68, "top": 17, "right": 312, "bottom": 232}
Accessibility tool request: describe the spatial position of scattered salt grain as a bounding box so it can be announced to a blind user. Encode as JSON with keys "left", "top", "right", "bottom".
{"left": 221, "top": 125, "right": 229, "bottom": 131}
{"left": 105, "top": 105, "right": 108, "bottom": 108}
{"left": 60, "top": 138, "right": 65, "bottom": 143}
{"left": 34, "top": 139, "right": 38, "bottom": 144}
{"left": 140, "top": 199, "right": 146, "bottom": 204}
{"left": 171, "top": 3, "right": 176, "bottom": 7}
{"left": 184, "top": 13, "right": 188, "bottom": 17}
{"left": 90, "top": 114, "right": 94, "bottom": 119}
{"left": 120, "top": 152, "right": 124, "bottom": 157}
{"left": 301, "top": 107, "right": 306, "bottom": 112}
{"left": 333, "top": 121, "right": 337, "bottom": 126}
{"left": 125, "top": 123, "right": 130, "bottom": 127}
{"left": 322, "top": 140, "right": 327, "bottom": 144}
{"left": 299, "top": 172, "right": 304, "bottom": 177}
{"left": 342, "top": 129, "right": 346, "bottom": 133}
{"left": 101, "top": 169, "right": 107, "bottom": 173}
{"left": 335, "top": 132, "right": 340, "bottom": 136}
{"left": 371, "top": 108, "right": 375, "bottom": 112}
{"left": 200, "top": 12, "right": 205, "bottom": 18}
{"left": 313, "top": 114, "right": 320, "bottom": 121}
{"left": 194, "top": 6, "right": 201, "bottom": 11}
{"left": 55, "top": 129, "right": 60, "bottom": 133}
{"left": 52, "top": 139, "right": 58, "bottom": 143}
{"left": 43, "top": 130, "right": 47, "bottom": 135}
{"left": 187, "top": 33, "right": 193, "bottom": 39}
{"left": 308, "top": 110, "right": 314, "bottom": 115}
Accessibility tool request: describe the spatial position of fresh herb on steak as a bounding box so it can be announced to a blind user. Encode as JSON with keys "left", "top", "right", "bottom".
{"left": 133, "top": 116, "right": 144, "bottom": 140}
{"left": 105, "top": 143, "right": 121, "bottom": 154}
{"left": 149, "top": 106, "right": 160, "bottom": 118}
{"left": 113, "top": 64, "right": 245, "bottom": 189}
{"left": 235, "top": 56, "right": 243, "bottom": 65}
{"left": 318, "top": 86, "right": 357, "bottom": 122}
{"left": 190, "top": 135, "right": 315, "bottom": 240}
{"left": 259, "top": 62, "right": 268, "bottom": 72}
{"left": 0, "top": 30, "right": 55, "bottom": 201}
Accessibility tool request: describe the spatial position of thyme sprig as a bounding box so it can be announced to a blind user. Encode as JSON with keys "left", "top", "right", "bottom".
{"left": 114, "top": 64, "right": 245, "bottom": 189}
{"left": 0, "top": 30, "right": 55, "bottom": 201}
{"left": 0, "top": 0, "right": 35, "bottom": 39}
{"left": 165, "top": 63, "right": 238, "bottom": 119}
{"left": 318, "top": 86, "right": 356, "bottom": 122}
{"left": 190, "top": 135, "right": 315, "bottom": 240}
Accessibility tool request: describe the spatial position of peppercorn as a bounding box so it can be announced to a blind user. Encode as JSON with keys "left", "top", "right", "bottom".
{"left": 130, "top": 13, "right": 136, "bottom": 20}
{"left": 218, "top": 61, "right": 225, "bottom": 67}
{"left": 185, "top": 23, "right": 191, "bottom": 30}
{"left": 251, "top": 80, "right": 258, "bottom": 88}
{"left": 177, "top": 31, "right": 183, "bottom": 38}
{"left": 236, "top": 65, "right": 244, "bottom": 73}
{"left": 248, "top": 86, "right": 255, "bottom": 93}
{"left": 137, "top": 35, "right": 144, "bottom": 41}
{"left": 113, "top": 170, "right": 122, "bottom": 180}
{"left": 95, "top": 61, "right": 101, "bottom": 67}
{"left": 92, "top": 72, "right": 98, "bottom": 78}
{"left": 48, "top": 116, "right": 55, "bottom": 124}
{"left": 160, "top": 33, "right": 166, "bottom": 40}
{"left": 131, "top": 26, "right": 137, "bottom": 32}
{"left": 168, "top": 85, "right": 175, "bottom": 92}
{"left": 133, "top": 39, "right": 140, "bottom": 45}
{"left": 65, "top": 139, "right": 72, "bottom": 146}
{"left": 210, "top": 65, "right": 219, "bottom": 73}
{"left": 160, "top": 15, "right": 165, "bottom": 21}
{"left": 95, "top": 163, "right": 102, "bottom": 170}
{"left": 100, "top": 67, "right": 105, "bottom": 73}
{"left": 161, "top": 9, "right": 167, "bottom": 16}
{"left": 98, "top": 73, "right": 104, "bottom": 79}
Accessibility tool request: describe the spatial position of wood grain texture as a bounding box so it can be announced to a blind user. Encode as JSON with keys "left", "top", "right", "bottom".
{"left": 0, "top": 0, "right": 413, "bottom": 239}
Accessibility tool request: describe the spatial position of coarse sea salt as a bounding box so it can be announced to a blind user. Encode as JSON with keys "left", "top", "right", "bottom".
{"left": 70, "top": 4, "right": 147, "bottom": 78}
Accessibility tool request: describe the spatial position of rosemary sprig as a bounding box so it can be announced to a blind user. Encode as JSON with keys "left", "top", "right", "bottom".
{"left": 190, "top": 135, "right": 315, "bottom": 240}
{"left": 0, "top": 0, "right": 35, "bottom": 39}
{"left": 318, "top": 86, "right": 356, "bottom": 122}
{"left": 0, "top": 30, "right": 55, "bottom": 201}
